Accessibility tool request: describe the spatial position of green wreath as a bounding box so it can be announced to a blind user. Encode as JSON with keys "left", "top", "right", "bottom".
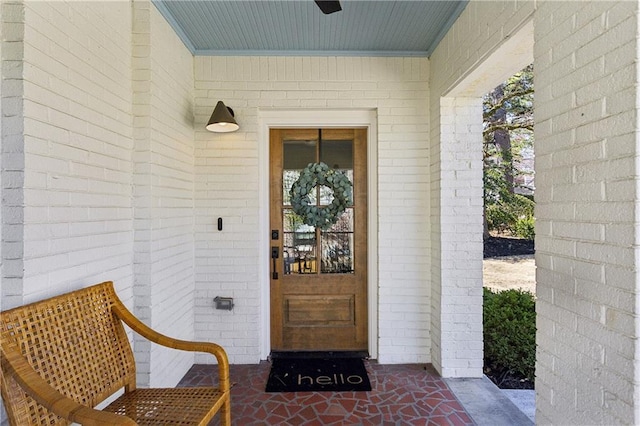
{"left": 290, "top": 162, "right": 353, "bottom": 230}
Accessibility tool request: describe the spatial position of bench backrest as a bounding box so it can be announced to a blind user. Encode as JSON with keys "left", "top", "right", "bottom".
{"left": 0, "top": 282, "right": 137, "bottom": 426}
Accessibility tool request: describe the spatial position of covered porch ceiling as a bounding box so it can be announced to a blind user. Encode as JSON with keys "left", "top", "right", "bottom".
{"left": 152, "top": 0, "right": 469, "bottom": 57}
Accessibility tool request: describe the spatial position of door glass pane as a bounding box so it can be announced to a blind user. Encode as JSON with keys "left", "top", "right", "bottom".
{"left": 321, "top": 139, "right": 353, "bottom": 170}
{"left": 284, "top": 139, "right": 316, "bottom": 169}
{"left": 321, "top": 208, "right": 354, "bottom": 273}
{"left": 320, "top": 139, "right": 353, "bottom": 206}
{"left": 283, "top": 209, "right": 317, "bottom": 274}
{"left": 283, "top": 140, "right": 317, "bottom": 206}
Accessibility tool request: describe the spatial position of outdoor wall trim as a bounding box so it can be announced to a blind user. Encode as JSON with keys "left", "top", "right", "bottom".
{"left": 258, "top": 109, "right": 379, "bottom": 360}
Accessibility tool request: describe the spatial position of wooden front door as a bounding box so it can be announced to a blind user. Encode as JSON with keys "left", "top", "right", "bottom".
{"left": 270, "top": 128, "right": 368, "bottom": 351}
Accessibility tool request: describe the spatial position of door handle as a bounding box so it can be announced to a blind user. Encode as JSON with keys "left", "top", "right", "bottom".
{"left": 271, "top": 246, "right": 279, "bottom": 279}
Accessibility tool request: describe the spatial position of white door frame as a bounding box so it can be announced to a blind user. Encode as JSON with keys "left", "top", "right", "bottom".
{"left": 258, "top": 109, "right": 379, "bottom": 359}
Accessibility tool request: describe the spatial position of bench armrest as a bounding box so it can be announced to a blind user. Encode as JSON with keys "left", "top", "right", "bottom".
{"left": 1, "top": 348, "right": 137, "bottom": 425}
{"left": 112, "top": 302, "right": 230, "bottom": 392}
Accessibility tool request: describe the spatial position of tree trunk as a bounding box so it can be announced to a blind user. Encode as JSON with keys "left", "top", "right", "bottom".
{"left": 491, "top": 84, "right": 514, "bottom": 194}
{"left": 494, "top": 126, "right": 514, "bottom": 194}
{"left": 483, "top": 204, "right": 491, "bottom": 240}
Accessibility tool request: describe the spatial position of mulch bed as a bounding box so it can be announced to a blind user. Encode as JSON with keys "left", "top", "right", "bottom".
{"left": 484, "top": 365, "right": 534, "bottom": 390}
{"left": 484, "top": 236, "right": 534, "bottom": 258}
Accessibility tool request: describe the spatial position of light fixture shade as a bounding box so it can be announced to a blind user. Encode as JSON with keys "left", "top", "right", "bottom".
{"left": 206, "top": 101, "right": 239, "bottom": 133}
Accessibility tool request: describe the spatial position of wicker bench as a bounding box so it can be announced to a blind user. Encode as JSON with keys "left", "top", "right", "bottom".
{"left": 0, "top": 281, "right": 231, "bottom": 425}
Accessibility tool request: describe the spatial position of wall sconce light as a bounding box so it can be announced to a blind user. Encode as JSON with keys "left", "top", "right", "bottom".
{"left": 206, "top": 101, "right": 239, "bottom": 133}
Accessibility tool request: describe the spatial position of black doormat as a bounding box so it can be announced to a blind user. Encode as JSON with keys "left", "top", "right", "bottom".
{"left": 265, "top": 356, "right": 372, "bottom": 392}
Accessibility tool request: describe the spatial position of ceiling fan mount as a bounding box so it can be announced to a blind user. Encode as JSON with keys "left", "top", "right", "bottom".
{"left": 314, "top": 0, "right": 342, "bottom": 15}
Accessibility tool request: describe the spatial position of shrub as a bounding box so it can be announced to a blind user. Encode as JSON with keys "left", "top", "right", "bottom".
{"left": 509, "top": 193, "right": 535, "bottom": 218}
{"left": 483, "top": 288, "right": 536, "bottom": 383}
{"left": 486, "top": 204, "right": 514, "bottom": 235}
{"left": 514, "top": 216, "right": 535, "bottom": 240}
{"left": 485, "top": 192, "right": 535, "bottom": 236}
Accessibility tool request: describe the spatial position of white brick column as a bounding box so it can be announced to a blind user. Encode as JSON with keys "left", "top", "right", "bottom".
{"left": 132, "top": 0, "right": 196, "bottom": 387}
{"left": 430, "top": 97, "right": 484, "bottom": 378}
{"left": 428, "top": 0, "right": 535, "bottom": 380}
{"left": 534, "top": 1, "right": 640, "bottom": 424}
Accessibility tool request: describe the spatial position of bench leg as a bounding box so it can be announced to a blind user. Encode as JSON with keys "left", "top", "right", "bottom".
{"left": 220, "top": 399, "right": 231, "bottom": 426}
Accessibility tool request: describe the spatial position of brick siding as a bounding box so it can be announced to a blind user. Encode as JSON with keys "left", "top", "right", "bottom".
{"left": 534, "top": 2, "right": 639, "bottom": 424}
{"left": 193, "top": 56, "right": 431, "bottom": 364}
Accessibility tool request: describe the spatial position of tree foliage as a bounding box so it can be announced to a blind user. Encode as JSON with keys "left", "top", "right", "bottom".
{"left": 483, "top": 64, "right": 535, "bottom": 239}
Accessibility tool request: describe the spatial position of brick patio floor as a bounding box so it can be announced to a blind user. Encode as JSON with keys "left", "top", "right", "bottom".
{"left": 178, "top": 360, "right": 475, "bottom": 425}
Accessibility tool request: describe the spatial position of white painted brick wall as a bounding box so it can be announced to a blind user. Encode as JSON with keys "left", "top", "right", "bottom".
{"left": 1, "top": 4, "right": 3, "bottom": 323}
{"left": 17, "top": 1, "right": 134, "bottom": 303}
{"left": 193, "top": 56, "right": 431, "bottom": 364}
{"left": 0, "top": 0, "right": 196, "bottom": 402}
{"left": 534, "top": 2, "right": 640, "bottom": 424}
{"left": 132, "top": 1, "right": 196, "bottom": 388}
{"left": 1, "top": 1, "right": 135, "bottom": 422}
{"left": 1, "top": 1, "right": 25, "bottom": 316}
{"left": 0, "top": 3, "right": 25, "bottom": 423}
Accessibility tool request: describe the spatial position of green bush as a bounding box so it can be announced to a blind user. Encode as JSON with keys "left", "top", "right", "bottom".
{"left": 509, "top": 193, "right": 535, "bottom": 218}
{"left": 483, "top": 288, "right": 536, "bottom": 382}
{"left": 485, "top": 193, "right": 535, "bottom": 237}
{"left": 514, "top": 216, "right": 535, "bottom": 240}
{"left": 486, "top": 204, "right": 515, "bottom": 234}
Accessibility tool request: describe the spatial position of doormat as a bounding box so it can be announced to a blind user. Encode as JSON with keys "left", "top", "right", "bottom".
{"left": 265, "top": 356, "right": 372, "bottom": 392}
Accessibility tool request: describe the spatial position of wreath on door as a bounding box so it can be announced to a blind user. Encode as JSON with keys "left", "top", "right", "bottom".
{"left": 290, "top": 162, "right": 353, "bottom": 230}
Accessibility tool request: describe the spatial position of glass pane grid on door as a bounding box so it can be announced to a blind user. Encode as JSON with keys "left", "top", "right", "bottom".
{"left": 282, "top": 139, "right": 354, "bottom": 276}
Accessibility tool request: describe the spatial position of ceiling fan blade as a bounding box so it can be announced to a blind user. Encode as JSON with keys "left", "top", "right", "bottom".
{"left": 314, "top": 0, "right": 342, "bottom": 14}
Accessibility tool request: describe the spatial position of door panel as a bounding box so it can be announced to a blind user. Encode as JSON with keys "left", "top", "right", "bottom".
{"left": 285, "top": 295, "right": 354, "bottom": 325}
{"left": 270, "top": 128, "right": 367, "bottom": 351}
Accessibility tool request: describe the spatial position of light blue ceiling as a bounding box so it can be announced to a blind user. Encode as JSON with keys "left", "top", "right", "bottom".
{"left": 152, "top": 0, "right": 468, "bottom": 57}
